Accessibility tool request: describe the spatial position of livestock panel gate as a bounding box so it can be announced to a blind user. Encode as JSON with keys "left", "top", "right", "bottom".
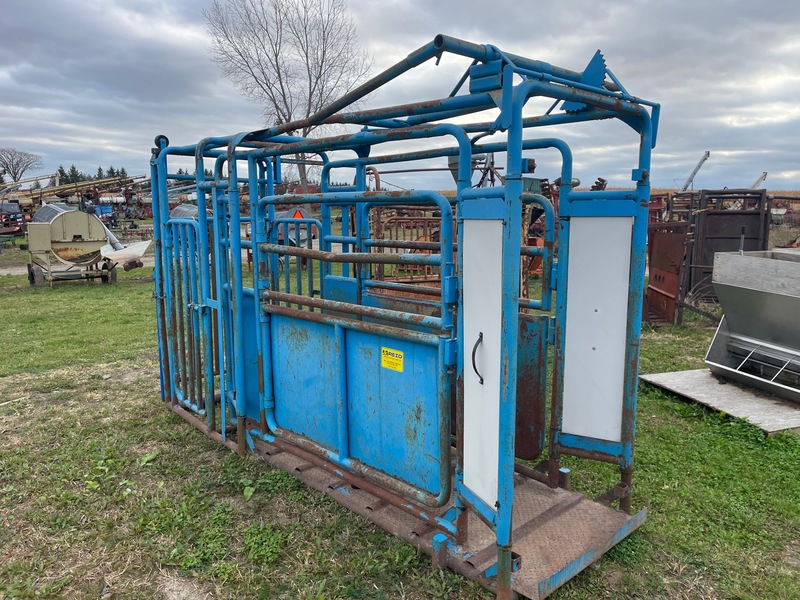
{"left": 151, "top": 35, "right": 659, "bottom": 599}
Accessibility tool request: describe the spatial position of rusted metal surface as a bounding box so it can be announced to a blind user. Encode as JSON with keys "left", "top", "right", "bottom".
{"left": 648, "top": 193, "right": 668, "bottom": 223}
{"left": 170, "top": 403, "right": 238, "bottom": 454}
{"left": 261, "top": 241, "right": 440, "bottom": 265}
{"left": 241, "top": 439, "right": 646, "bottom": 599}
{"left": 49, "top": 244, "right": 102, "bottom": 265}
{"left": 371, "top": 207, "right": 448, "bottom": 283}
{"left": 250, "top": 434, "right": 454, "bottom": 534}
{"left": 648, "top": 189, "right": 771, "bottom": 323}
{"left": 645, "top": 222, "right": 688, "bottom": 324}
{"left": 525, "top": 237, "right": 545, "bottom": 275}
{"left": 515, "top": 316, "right": 548, "bottom": 461}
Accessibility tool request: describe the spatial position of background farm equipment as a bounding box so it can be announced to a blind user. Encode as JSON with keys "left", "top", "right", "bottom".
{"left": 645, "top": 188, "right": 771, "bottom": 324}
{"left": 0, "top": 201, "right": 25, "bottom": 236}
{"left": 25, "top": 203, "right": 149, "bottom": 285}
{"left": 705, "top": 248, "right": 800, "bottom": 403}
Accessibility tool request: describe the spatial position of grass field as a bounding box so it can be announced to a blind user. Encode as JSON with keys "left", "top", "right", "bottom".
{"left": 1, "top": 260, "right": 799, "bottom": 598}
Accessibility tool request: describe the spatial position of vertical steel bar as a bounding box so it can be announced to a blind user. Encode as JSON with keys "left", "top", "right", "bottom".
{"left": 167, "top": 222, "right": 182, "bottom": 405}
{"left": 226, "top": 155, "right": 248, "bottom": 453}
{"left": 210, "top": 185, "right": 229, "bottom": 437}
{"left": 187, "top": 226, "right": 203, "bottom": 411}
{"left": 306, "top": 224, "right": 314, "bottom": 304}
{"left": 178, "top": 225, "right": 192, "bottom": 408}
{"left": 492, "top": 75, "right": 524, "bottom": 589}
{"left": 151, "top": 141, "right": 171, "bottom": 404}
{"left": 335, "top": 324, "right": 349, "bottom": 459}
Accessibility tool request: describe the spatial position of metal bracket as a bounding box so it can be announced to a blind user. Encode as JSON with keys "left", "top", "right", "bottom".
{"left": 595, "top": 482, "right": 629, "bottom": 507}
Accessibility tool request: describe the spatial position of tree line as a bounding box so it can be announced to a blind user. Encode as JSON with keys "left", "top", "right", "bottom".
{"left": 51, "top": 164, "right": 131, "bottom": 186}
{"left": 0, "top": 146, "right": 133, "bottom": 189}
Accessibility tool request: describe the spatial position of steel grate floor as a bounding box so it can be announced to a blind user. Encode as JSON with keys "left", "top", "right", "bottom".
{"left": 252, "top": 438, "right": 645, "bottom": 599}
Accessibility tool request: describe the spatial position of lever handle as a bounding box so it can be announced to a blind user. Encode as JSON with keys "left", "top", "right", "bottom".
{"left": 471, "top": 331, "right": 484, "bottom": 385}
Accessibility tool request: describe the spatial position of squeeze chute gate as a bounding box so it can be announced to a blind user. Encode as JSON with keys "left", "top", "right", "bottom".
{"left": 150, "top": 34, "right": 659, "bottom": 599}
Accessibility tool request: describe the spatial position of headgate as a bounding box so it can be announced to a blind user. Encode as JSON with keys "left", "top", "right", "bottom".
{"left": 152, "top": 34, "right": 659, "bottom": 599}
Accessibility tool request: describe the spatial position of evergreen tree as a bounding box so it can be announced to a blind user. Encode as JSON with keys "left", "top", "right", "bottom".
{"left": 106, "top": 166, "right": 117, "bottom": 179}
{"left": 96, "top": 166, "right": 104, "bottom": 180}
{"left": 119, "top": 166, "right": 128, "bottom": 179}
{"left": 56, "top": 165, "right": 68, "bottom": 185}
{"left": 66, "top": 164, "right": 83, "bottom": 184}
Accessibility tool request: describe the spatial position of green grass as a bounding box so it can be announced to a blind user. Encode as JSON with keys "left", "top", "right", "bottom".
{"left": 0, "top": 244, "right": 28, "bottom": 268}
{"left": 0, "top": 269, "right": 157, "bottom": 377}
{"left": 0, "top": 273, "right": 798, "bottom": 599}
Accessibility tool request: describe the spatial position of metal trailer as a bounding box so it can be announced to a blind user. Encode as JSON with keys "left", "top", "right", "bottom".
{"left": 151, "top": 34, "right": 659, "bottom": 599}
{"left": 0, "top": 201, "right": 25, "bottom": 236}
{"left": 26, "top": 203, "right": 121, "bottom": 285}
{"left": 25, "top": 202, "right": 151, "bottom": 285}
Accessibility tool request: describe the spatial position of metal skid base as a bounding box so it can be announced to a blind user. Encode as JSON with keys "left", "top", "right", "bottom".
{"left": 249, "top": 436, "right": 645, "bottom": 599}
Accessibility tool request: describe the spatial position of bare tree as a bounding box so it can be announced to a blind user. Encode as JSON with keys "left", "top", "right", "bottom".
{"left": 0, "top": 148, "right": 44, "bottom": 182}
{"left": 204, "top": 0, "right": 372, "bottom": 190}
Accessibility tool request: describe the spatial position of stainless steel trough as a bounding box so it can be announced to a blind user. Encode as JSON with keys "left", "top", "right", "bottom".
{"left": 705, "top": 249, "right": 800, "bottom": 403}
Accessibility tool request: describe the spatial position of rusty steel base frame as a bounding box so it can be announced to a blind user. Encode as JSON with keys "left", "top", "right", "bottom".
{"left": 243, "top": 430, "right": 643, "bottom": 600}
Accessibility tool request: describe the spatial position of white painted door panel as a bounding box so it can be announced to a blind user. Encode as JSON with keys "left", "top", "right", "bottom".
{"left": 462, "top": 219, "right": 503, "bottom": 509}
{"left": 561, "top": 217, "right": 632, "bottom": 443}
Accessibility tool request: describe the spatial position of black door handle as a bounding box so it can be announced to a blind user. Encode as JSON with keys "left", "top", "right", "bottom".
{"left": 471, "top": 331, "right": 484, "bottom": 385}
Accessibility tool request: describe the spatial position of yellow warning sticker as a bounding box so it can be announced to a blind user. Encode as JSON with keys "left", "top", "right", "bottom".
{"left": 381, "top": 347, "right": 404, "bottom": 373}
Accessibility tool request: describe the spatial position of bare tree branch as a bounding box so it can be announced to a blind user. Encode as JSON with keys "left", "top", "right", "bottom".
{"left": 204, "top": 0, "right": 372, "bottom": 189}
{"left": 0, "top": 148, "right": 44, "bottom": 182}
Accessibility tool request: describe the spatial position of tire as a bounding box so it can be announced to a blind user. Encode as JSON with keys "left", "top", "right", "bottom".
{"left": 28, "top": 264, "right": 45, "bottom": 286}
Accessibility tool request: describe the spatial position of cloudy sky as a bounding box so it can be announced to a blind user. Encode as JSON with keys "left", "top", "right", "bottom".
{"left": 1, "top": 0, "right": 798, "bottom": 191}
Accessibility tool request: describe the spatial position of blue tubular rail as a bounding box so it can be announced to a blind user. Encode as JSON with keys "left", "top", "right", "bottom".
{"left": 150, "top": 34, "right": 659, "bottom": 600}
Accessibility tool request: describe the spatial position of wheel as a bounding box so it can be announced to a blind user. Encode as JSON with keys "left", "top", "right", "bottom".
{"left": 27, "top": 264, "right": 45, "bottom": 286}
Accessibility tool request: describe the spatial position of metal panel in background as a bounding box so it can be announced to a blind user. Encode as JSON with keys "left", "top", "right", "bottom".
{"left": 684, "top": 189, "right": 770, "bottom": 302}
{"left": 645, "top": 222, "right": 688, "bottom": 324}
{"left": 646, "top": 189, "right": 770, "bottom": 324}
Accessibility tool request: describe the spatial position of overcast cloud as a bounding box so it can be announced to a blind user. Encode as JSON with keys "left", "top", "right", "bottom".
{"left": 1, "top": 0, "right": 798, "bottom": 190}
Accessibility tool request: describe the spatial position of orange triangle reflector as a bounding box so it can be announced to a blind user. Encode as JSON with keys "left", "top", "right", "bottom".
{"left": 292, "top": 210, "right": 303, "bottom": 219}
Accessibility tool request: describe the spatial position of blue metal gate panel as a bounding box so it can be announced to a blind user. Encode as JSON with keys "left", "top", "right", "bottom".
{"left": 242, "top": 296, "right": 263, "bottom": 423}
{"left": 345, "top": 331, "right": 444, "bottom": 495}
{"left": 271, "top": 315, "right": 341, "bottom": 453}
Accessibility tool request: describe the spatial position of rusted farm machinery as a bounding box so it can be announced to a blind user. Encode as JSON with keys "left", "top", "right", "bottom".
{"left": 645, "top": 188, "right": 771, "bottom": 324}
{"left": 26, "top": 203, "right": 149, "bottom": 285}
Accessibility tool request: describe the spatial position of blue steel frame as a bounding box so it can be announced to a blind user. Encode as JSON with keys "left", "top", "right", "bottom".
{"left": 150, "top": 34, "right": 659, "bottom": 599}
